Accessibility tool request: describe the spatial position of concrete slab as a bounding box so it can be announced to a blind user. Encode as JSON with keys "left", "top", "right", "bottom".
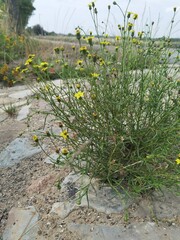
{"left": 3, "top": 206, "right": 39, "bottom": 240}
{"left": 51, "top": 172, "right": 130, "bottom": 218}
{"left": 0, "top": 137, "right": 42, "bottom": 168}
{"left": 44, "top": 152, "right": 67, "bottom": 164}
{"left": 17, "top": 104, "right": 31, "bottom": 121}
{"left": 44, "top": 152, "right": 59, "bottom": 164}
{"left": 67, "top": 222, "right": 180, "bottom": 240}
{"left": 9, "top": 89, "right": 33, "bottom": 99}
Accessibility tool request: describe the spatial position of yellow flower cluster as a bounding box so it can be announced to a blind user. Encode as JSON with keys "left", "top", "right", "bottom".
{"left": 100, "top": 41, "right": 110, "bottom": 47}
{"left": 54, "top": 47, "right": 64, "bottom": 54}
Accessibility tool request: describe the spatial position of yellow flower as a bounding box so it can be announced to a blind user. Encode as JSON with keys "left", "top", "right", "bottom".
{"left": 99, "top": 58, "right": 105, "bottom": 66}
{"left": 127, "top": 22, "right": 133, "bottom": 31}
{"left": 133, "top": 13, "right": 138, "bottom": 20}
{"left": 54, "top": 47, "right": 60, "bottom": 54}
{"left": 63, "top": 63, "right": 68, "bottom": 68}
{"left": 80, "top": 46, "right": 88, "bottom": 55}
{"left": 91, "top": 73, "right": 100, "bottom": 79}
{"left": 25, "top": 59, "right": 33, "bottom": 65}
{"left": 138, "top": 31, "right": 143, "bottom": 39}
{"left": 33, "top": 135, "right": 38, "bottom": 142}
{"left": 74, "top": 91, "right": 84, "bottom": 99}
{"left": 132, "top": 38, "right": 140, "bottom": 45}
{"left": 76, "top": 28, "right": 81, "bottom": 40}
{"left": 61, "top": 148, "right": 69, "bottom": 155}
{"left": 86, "top": 36, "right": 94, "bottom": 46}
{"left": 45, "top": 84, "right": 50, "bottom": 91}
{"left": 40, "top": 62, "right": 48, "bottom": 68}
{"left": 21, "top": 68, "right": 28, "bottom": 73}
{"left": 60, "top": 130, "right": 69, "bottom": 140}
{"left": 100, "top": 41, "right": 110, "bottom": 47}
{"left": 127, "top": 12, "right": 132, "bottom": 18}
{"left": 115, "top": 36, "right": 120, "bottom": 41}
{"left": 76, "top": 60, "right": 83, "bottom": 66}
{"left": 41, "top": 67, "right": 48, "bottom": 72}
{"left": 28, "top": 54, "right": 35, "bottom": 59}
{"left": 15, "top": 66, "right": 21, "bottom": 72}
{"left": 76, "top": 83, "right": 81, "bottom": 89}
{"left": 76, "top": 28, "right": 81, "bottom": 35}
{"left": 88, "top": 3, "right": 92, "bottom": 10}
{"left": 56, "top": 95, "right": 61, "bottom": 102}
{"left": 175, "top": 158, "right": 180, "bottom": 165}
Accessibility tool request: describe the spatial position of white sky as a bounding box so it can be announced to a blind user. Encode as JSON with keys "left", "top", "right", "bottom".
{"left": 28, "top": 0, "right": 180, "bottom": 37}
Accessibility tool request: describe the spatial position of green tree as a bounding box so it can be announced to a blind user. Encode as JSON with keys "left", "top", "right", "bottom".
{"left": 6, "top": 0, "right": 35, "bottom": 34}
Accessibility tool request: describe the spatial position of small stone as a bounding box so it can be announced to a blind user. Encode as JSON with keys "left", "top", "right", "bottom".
{"left": 51, "top": 201, "right": 78, "bottom": 219}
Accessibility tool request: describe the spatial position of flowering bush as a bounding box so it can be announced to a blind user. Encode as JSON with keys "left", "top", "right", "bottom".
{"left": 29, "top": 1, "right": 179, "bottom": 197}
{"left": 0, "top": 33, "right": 27, "bottom": 86}
{"left": 0, "top": 33, "right": 25, "bottom": 63}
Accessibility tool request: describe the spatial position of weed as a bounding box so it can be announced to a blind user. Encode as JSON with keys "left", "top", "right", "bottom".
{"left": 2, "top": 103, "right": 17, "bottom": 117}
{"left": 28, "top": 1, "right": 180, "bottom": 198}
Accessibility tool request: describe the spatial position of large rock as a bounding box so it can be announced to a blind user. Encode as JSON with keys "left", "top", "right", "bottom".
{"left": 51, "top": 172, "right": 131, "bottom": 218}
{"left": 67, "top": 222, "right": 180, "bottom": 240}
{"left": 0, "top": 137, "right": 42, "bottom": 168}
{"left": 3, "top": 206, "right": 39, "bottom": 240}
{"left": 132, "top": 187, "right": 180, "bottom": 222}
